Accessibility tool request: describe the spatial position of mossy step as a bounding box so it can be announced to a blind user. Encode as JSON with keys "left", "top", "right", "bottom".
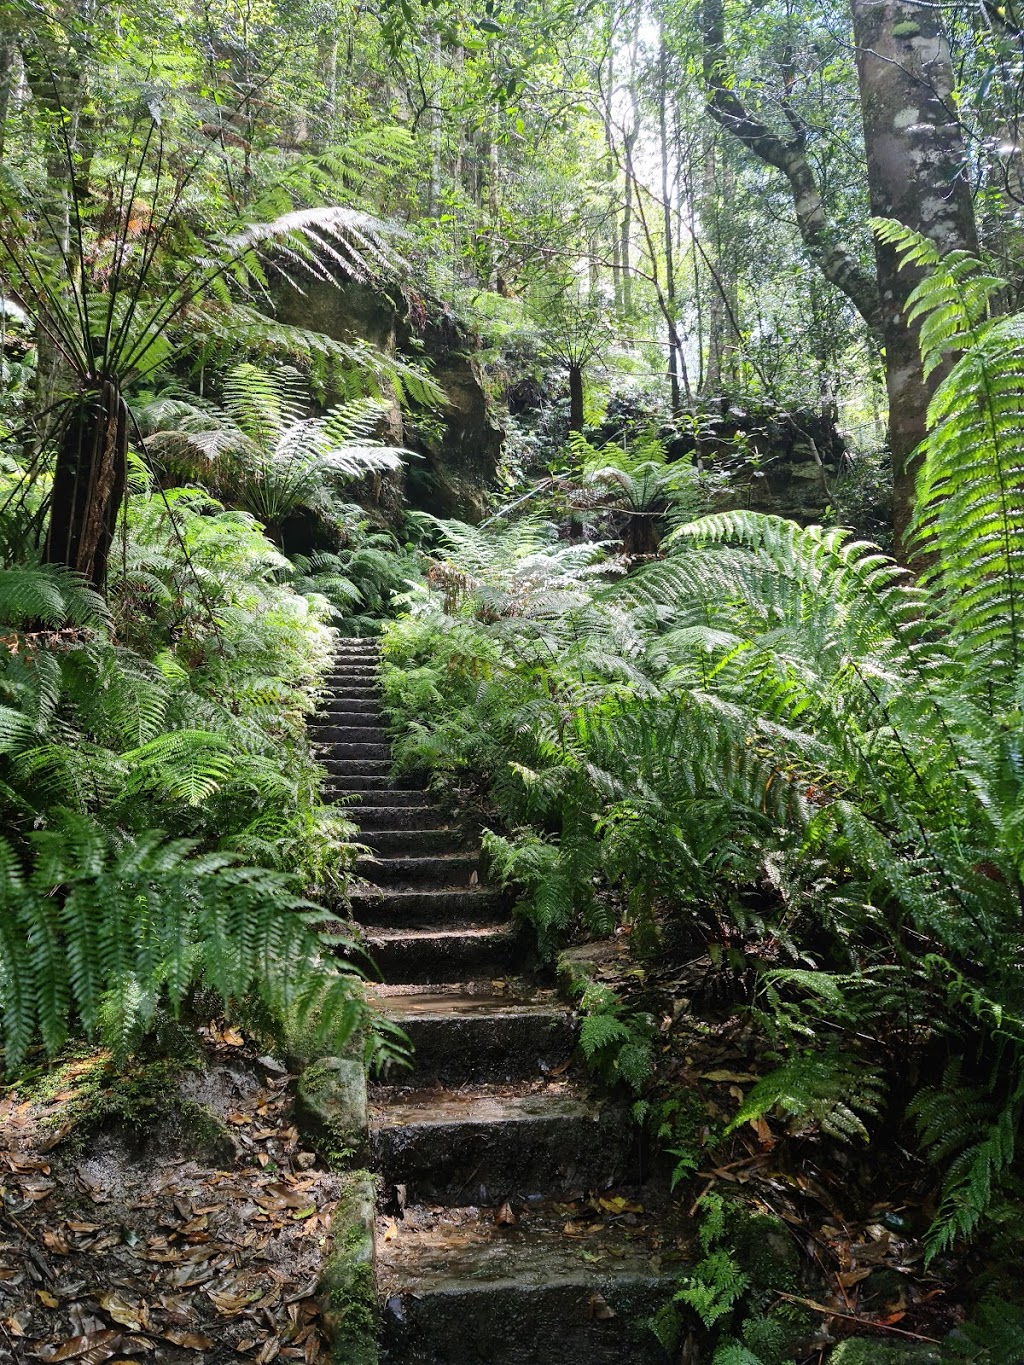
{"left": 369, "top": 1085, "right": 636, "bottom": 1205}
{"left": 363, "top": 924, "right": 520, "bottom": 984}
{"left": 364, "top": 828, "right": 463, "bottom": 855}
{"left": 350, "top": 886, "right": 507, "bottom": 927}
{"left": 378, "top": 1203, "right": 676, "bottom": 1364}
{"left": 320, "top": 708, "right": 383, "bottom": 725}
{"left": 355, "top": 852, "right": 480, "bottom": 888}
{"left": 372, "top": 986, "right": 576, "bottom": 1084}
{"left": 332, "top": 784, "right": 430, "bottom": 802}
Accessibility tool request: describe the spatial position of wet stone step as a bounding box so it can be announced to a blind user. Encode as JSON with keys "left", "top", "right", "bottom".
{"left": 372, "top": 987, "right": 577, "bottom": 1084}
{"left": 325, "top": 774, "right": 419, "bottom": 794}
{"left": 320, "top": 697, "right": 380, "bottom": 713}
{"left": 348, "top": 805, "right": 449, "bottom": 830}
{"left": 378, "top": 1204, "right": 677, "bottom": 1365}
{"left": 356, "top": 852, "right": 481, "bottom": 888}
{"left": 364, "top": 924, "right": 521, "bottom": 984}
{"left": 320, "top": 741, "right": 391, "bottom": 760}
{"left": 324, "top": 686, "right": 379, "bottom": 700}
{"left": 332, "top": 785, "right": 430, "bottom": 804}
{"left": 370, "top": 1085, "right": 637, "bottom": 1206}
{"left": 350, "top": 887, "right": 507, "bottom": 928}
{"left": 364, "top": 828, "right": 462, "bottom": 856}
{"left": 318, "top": 709, "right": 383, "bottom": 727}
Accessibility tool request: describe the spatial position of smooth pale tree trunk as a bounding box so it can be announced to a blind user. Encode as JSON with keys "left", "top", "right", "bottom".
{"left": 850, "top": 0, "right": 979, "bottom": 557}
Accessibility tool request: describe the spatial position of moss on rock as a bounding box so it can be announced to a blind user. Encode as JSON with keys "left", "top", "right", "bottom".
{"left": 320, "top": 1171, "right": 378, "bottom": 1365}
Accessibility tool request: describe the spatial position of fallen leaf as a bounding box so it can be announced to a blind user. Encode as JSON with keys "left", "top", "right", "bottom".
{"left": 98, "top": 1292, "right": 151, "bottom": 1332}
{"left": 588, "top": 1293, "right": 617, "bottom": 1321}
{"left": 42, "top": 1228, "right": 72, "bottom": 1254}
{"left": 35, "top": 1330, "right": 122, "bottom": 1362}
{"left": 37, "top": 1289, "right": 60, "bottom": 1308}
{"left": 162, "top": 1331, "right": 214, "bottom": 1349}
{"left": 598, "top": 1196, "right": 643, "bottom": 1215}
{"left": 494, "top": 1201, "right": 517, "bottom": 1227}
{"left": 701, "top": 1070, "right": 756, "bottom": 1084}
{"left": 381, "top": 1219, "right": 398, "bottom": 1243}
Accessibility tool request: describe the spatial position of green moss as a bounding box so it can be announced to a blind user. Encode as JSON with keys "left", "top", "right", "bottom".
{"left": 320, "top": 1172, "right": 378, "bottom": 1364}
{"left": 296, "top": 1057, "right": 368, "bottom": 1168}
{"left": 892, "top": 20, "right": 921, "bottom": 36}
{"left": 830, "top": 1342, "right": 939, "bottom": 1365}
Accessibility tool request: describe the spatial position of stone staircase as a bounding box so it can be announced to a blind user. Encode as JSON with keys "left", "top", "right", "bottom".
{"left": 314, "top": 638, "right": 675, "bottom": 1365}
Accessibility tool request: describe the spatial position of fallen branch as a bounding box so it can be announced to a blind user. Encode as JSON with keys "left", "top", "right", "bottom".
{"left": 774, "top": 1291, "right": 941, "bottom": 1344}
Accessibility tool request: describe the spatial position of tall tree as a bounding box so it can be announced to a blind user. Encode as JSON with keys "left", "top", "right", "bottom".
{"left": 849, "top": 0, "right": 979, "bottom": 552}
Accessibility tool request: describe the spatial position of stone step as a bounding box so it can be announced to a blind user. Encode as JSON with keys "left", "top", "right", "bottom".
{"left": 351, "top": 887, "right": 508, "bottom": 928}
{"left": 326, "top": 759, "right": 393, "bottom": 780}
{"left": 320, "top": 698, "right": 380, "bottom": 715}
{"left": 364, "top": 925, "right": 520, "bottom": 984}
{"left": 364, "top": 828, "right": 461, "bottom": 856}
{"left": 327, "top": 775, "right": 419, "bottom": 794}
{"left": 356, "top": 852, "right": 480, "bottom": 888}
{"left": 333, "top": 785, "right": 431, "bottom": 804}
{"left": 373, "top": 986, "right": 576, "bottom": 1083}
{"left": 370, "top": 1084, "right": 636, "bottom": 1205}
{"left": 319, "top": 709, "right": 382, "bottom": 727}
{"left": 324, "top": 686, "right": 379, "bottom": 701}
{"left": 327, "top": 667, "right": 380, "bottom": 682}
{"left": 379, "top": 1205, "right": 677, "bottom": 1365}
{"left": 349, "top": 805, "right": 448, "bottom": 831}
{"left": 314, "top": 724, "right": 388, "bottom": 745}
{"left": 320, "top": 741, "right": 391, "bottom": 761}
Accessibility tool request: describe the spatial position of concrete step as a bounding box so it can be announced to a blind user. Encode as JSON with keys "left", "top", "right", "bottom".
{"left": 327, "top": 775, "right": 421, "bottom": 794}
{"left": 370, "top": 1084, "right": 636, "bottom": 1205}
{"left": 314, "top": 724, "right": 388, "bottom": 745}
{"left": 320, "top": 741, "right": 391, "bottom": 761}
{"left": 364, "top": 925, "right": 520, "bottom": 984}
{"left": 326, "top": 759, "right": 393, "bottom": 780}
{"left": 364, "top": 828, "right": 462, "bottom": 856}
{"left": 373, "top": 986, "right": 576, "bottom": 1083}
{"left": 350, "top": 805, "right": 449, "bottom": 831}
{"left": 379, "top": 1204, "right": 677, "bottom": 1364}
{"left": 324, "top": 686, "right": 379, "bottom": 701}
{"left": 319, "top": 708, "right": 382, "bottom": 727}
{"left": 351, "top": 887, "right": 508, "bottom": 928}
{"left": 320, "top": 698, "right": 380, "bottom": 714}
{"left": 356, "top": 852, "right": 480, "bottom": 888}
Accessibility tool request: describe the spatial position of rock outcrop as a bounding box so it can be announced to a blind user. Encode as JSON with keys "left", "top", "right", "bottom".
{"left": 273, "top": 279, "right": 503, "bottom": 523}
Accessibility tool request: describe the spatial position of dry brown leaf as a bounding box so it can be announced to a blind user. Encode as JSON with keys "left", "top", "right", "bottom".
{"left": 162, "top": 1330, "right": 214, "bottom": 1349}
{"left": 42, "top": 1228, "right": 72, "bottom": 1254}
{"left": 381, "top": 1219, "right": 398, "bottom": 1243}
{"left": 255, "top": 1337, "right": 281, "bottom": 1362}
{"left": 98, "top": 1292, "right": 151, "bottom": 1332}
{"left": 35, "top": 1330, "right": 122, "bottom": 1362}
{"left": 494, "top": 1202, "right": 517, "bottom": 1227}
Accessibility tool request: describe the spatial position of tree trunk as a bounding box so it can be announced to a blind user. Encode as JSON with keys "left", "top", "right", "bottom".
{"left": 850, "top": 0, "right": 979, "bottom": 557}
{"left": 702, "top": 0, "right": 882, "bottom": 332}
{"left": 568, "top": 364, "right": 585, "bottom": 432}
{"left": 44, "top": 383, "right": 128, "bottom": 591}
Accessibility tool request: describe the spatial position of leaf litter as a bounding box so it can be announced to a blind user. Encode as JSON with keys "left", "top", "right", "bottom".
{"left": 0, "top": 1025, "right": 341, "bottom": 1363}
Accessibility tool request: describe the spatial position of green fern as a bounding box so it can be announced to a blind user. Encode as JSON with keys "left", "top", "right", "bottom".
{"left": 0, "top": 810, "right": 368, "bottom": 1070}
{"left": 728, "top": 1047, "right": 884, "bottom": 1144}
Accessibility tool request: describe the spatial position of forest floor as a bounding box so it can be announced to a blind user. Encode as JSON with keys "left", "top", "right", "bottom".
{"left": 0, "top": 1025, "right": 343, "bottom": 1364}
{"left": 587, "top": 926, "right": 967, "bottom": 1354}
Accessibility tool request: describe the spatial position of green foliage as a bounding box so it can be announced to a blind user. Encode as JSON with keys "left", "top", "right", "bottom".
{"left": 728, "top": 1047, "right": 884, "bottom": 1144}
{"left": 0, "top": 811, "right": 366, "bottom": 1070}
